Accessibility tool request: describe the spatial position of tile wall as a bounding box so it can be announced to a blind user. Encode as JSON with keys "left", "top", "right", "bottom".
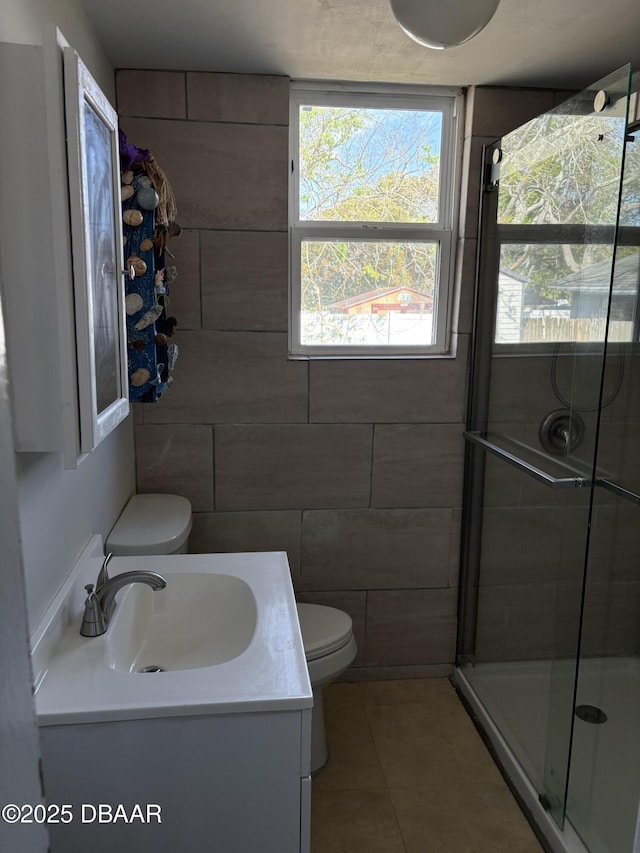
{"left": 117, "top": 70, "right": 568, "bottom": 677}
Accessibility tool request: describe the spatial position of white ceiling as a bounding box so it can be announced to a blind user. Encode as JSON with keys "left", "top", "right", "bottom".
{"left": 79, "top": 0, "right": 640, "bottom": 90}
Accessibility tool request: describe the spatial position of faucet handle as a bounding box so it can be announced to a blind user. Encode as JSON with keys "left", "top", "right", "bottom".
{"left": 97, "top": 553, "right": 113, "bottom": 590}
{"left": 80, "top": 584, "right": 106, "bottom": 637}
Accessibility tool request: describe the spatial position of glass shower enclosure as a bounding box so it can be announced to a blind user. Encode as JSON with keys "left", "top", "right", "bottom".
{"left": 455, "top": 66, "right": 640, "bottom": 853}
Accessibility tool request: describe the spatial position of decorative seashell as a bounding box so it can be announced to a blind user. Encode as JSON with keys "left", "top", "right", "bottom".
{"left": 125, "top": 293, "right": 143, "bottom": 315}
{"left": 137, "top": 175, "right": 152, "bottom": 188}
{"left": 165, "top": 266, "right": 177, "bottom": 285}
{"left": 168, "top": 221, "right": 182, "bottom": 239}
{"left": 137, "top": 187, "right": 159, "bottom": 210}
{"left": 123, "top": 209, "right": 143, "bottom": 226}
{"left": 121, "top": 185, "right": 135, "bottom": 201}
{"left": 139, "top": 238, "right": 154, "bottom": 253}
{"left": 126, "top": 255, "right": 147, "bottom": 277}
{"left": 121, "top": 170, "right": 134, "bottom": 185}
{"left": 130, "top": 368, "right": 150, "bottom": 387}
{"left": 128, "top": 339, "right": 146, "bottom": 351}
{"left": 155, "top": 333, "right": 167, "bottom": 346}
{"left": 134, "top": 304, "right": 163, "bottom": 331}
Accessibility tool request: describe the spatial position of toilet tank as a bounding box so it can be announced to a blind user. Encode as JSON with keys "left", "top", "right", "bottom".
{"left": 105, "top": 494, "right": 193, "bottom": 556}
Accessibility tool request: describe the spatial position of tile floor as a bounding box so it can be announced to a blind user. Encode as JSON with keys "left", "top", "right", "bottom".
{"left": 311, "top": 678, "right": 545, "bottom": 853}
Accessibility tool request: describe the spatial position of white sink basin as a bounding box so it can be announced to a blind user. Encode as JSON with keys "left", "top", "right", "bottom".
{"left": 105, "top": 572, "right": 257, "bottom": 673}
{"left": 32, "top": 547, "right": 312, "bottom": 726}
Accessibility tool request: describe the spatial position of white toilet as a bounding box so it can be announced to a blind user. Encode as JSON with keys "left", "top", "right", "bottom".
{"left": 106, "top": 493, "right": 357, "bottom": 773}
{"left": 297, "top": 603, "right": 358, "bottom": 773}
{"left": 106, "top": 493, "right": 193, "bottom": 556}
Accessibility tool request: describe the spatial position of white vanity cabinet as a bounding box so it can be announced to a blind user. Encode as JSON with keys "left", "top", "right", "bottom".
{"left": 34, "top": 549, "right": 313, "bottom": 853}
{"left": 40, "top": 707, "right": 312, "bottom": 852}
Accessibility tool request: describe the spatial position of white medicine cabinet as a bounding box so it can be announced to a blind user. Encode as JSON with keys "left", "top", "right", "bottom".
{"left": 0, "top": 33, "right": 129, "bottom": 465}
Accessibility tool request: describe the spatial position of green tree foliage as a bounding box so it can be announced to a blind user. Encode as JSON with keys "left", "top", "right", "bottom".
{"left": 497, "top": 108, "right": 631, "bottom": 298}
{"left": 298, "top": 105, "right": 441, "bottom": 312}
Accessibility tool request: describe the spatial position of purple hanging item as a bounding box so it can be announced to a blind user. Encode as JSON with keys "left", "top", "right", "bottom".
{"left": 119, "top": 130, "right": 150, "bottom": 171}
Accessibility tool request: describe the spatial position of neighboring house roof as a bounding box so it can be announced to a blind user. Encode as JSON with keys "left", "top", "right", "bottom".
{"left": 329, "top": 286, "right": 432, "bottom": 310}
{"left": 553, "top": 252, "right": 640, "bottom": 294}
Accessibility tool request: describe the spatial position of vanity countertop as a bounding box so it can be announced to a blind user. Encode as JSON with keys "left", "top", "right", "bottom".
{"left": 33, "top": 545, "right": 312, "bottom": 726}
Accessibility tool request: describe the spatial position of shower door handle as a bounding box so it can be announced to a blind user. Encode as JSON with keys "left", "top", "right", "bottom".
{"left": 464, "top": 431, "right": 589, "bottom": 489}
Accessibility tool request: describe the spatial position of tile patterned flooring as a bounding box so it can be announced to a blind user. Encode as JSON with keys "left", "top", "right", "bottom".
{"left": 311, "top": 678, "right": 545, "bottom": 853}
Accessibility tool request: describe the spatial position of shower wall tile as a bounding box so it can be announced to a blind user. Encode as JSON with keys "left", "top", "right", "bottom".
{"left": 480, "top": 506, "right": 588, "bottom": 586}
{"left": 215, "top": 425, "right": 373, "bottom": 511}
{"left": 134, "top": 424, "right": 213, "bottom": 512}
{"left": 309, "top": 336, "right": 469, "bottom": 423}
{"left": 141, "top": 331, "right": 307, "bottom": 424}
{"left": 116, "top": 70, "right": 186, "bottom": 119}
{"left": 187, "top": 72, "right": 289, "bottom": 125}
{"left": 364, "top": 589, "right": 458, "bottom": 666}
{"left": 468, "top": 87, "right": 555, "bottom": 138}
{"left": 488, "top": 356, "right": 560, "bottom": 426}
{"left": 581, "top": 581, "right": 640, "bottom": 657}
{"left": 189, "top": 510, "right": 302, "bottom": 581}
{"left": 295, "top": 591, "right": 366, "bottom": 667}
{"left": 474, "top": 584, "right": 559, "bottom": 661}
{"left": 119, "top": 117, "right": 288, "bottom": 230}
{"left": 200, "top": 231, "right": 288, "bottom": 331}
{"left": 371, "top": 424, "right": 464, "bottom": 508}
{"left": 589, "top": 504, "right": 640, "bottom": 584}
{"left": 300, "top": 509, "right": 453, "bottom": 591}
{"left": 166, "top": 228, "right": 201, "bottom": 330}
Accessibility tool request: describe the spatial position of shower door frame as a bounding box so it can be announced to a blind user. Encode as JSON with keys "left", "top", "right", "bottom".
{"left": 455, "top": 65, "right": 634, "bottom": 853}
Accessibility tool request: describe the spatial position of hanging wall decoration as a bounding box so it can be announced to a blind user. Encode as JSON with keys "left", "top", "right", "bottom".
{"left": 119, "top": 131, "right": 180, "bottom": 402}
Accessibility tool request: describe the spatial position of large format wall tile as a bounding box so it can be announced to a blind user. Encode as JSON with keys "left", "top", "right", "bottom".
{"left": 480, "top": 506, "right": 588, "bottom": 586}
{"left": 300, "top": 509, "right": 453, "bottom": 590}
{"left": 187, "top": 72, "right": 289, "bottom": 125}
{"left": 309, "top": 336, "right": 468, "bottom": 423}
{"left": 168, "top": 229, "right": 201, "bottom": 330}
{"left": 364, "top": 589, "right": 458, "bottom": 666}
{"left": 215, "top": 425, "right": 373, "bottom": 510}
{"left": 142, "top": 331, "right": 307, "bottom": 424}
{"left": 189, "top": 510, "right": 302, "bottom": 580}
{"left": 371, "top": 424, "right": 464, "bottom": 508}
{"left": 134, "top": 424, "right": 213, "bottom": 511}
{"left": 119, "top": 117, "right": 288, "bottom": 230}
{"left": 469, "top": 87, "right": 555, "bottom": 138}
{"left": 201, "top": 231, "right": 288, "bottom": 331}
{"left": 116, "top": 70, "right": 186, "bottom": 119}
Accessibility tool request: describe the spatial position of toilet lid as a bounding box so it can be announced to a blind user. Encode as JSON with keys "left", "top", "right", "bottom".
{"left": 296, "top": 603, "right": 353, "bottom": 661}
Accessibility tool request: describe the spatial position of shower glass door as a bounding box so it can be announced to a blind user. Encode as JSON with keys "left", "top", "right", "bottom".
{"left": 459, "top": 65, "right": 632, "bottom": 831}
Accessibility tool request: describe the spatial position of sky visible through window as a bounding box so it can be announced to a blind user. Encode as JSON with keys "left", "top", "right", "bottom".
{"left": 299, "top": 105, "right": 443, "bottom": 224}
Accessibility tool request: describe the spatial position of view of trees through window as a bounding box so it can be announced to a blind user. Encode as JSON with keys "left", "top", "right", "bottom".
{"left": 296, "top": 102, "right": 446, "bottom": 348}
{"left": 494, "top": 107, "right": 640, "bottom": 344}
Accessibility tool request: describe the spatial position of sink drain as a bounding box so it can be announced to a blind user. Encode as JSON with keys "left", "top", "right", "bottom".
{"left": 138, "top": 665, "right": 166, "bottom": 673}
{"left": 575, "top": 704, "right": 607, "bottom": 724}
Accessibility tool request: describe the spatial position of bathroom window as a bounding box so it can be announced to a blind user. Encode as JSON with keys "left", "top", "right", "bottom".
{"left": 289, "top": 82, "right": 461, "bottom": 357}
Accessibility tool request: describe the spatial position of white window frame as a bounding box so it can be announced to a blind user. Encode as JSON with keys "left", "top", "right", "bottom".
{"left": 289, "top": 81, "right": 462, "bottom": 359}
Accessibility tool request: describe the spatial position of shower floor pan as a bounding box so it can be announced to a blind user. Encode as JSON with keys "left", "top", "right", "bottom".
{"left": 455, "top": 657, "right": 640, "bottom": 853}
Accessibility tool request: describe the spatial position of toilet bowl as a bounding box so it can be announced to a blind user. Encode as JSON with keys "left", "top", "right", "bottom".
{"left": 296, "top": 603, "right": 357, "bottom": 773}
{"left": 106, "top": 493, "right": 193, "bottom": 556}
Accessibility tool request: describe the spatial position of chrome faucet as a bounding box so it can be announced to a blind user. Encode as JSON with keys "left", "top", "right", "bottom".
{"left": 80, "top": 553, "right": 167, "bottom": 637}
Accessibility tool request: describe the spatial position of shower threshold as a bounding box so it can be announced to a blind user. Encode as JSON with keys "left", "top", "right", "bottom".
{"left": 453, "top": 658, "right": 640, "bottom": 853}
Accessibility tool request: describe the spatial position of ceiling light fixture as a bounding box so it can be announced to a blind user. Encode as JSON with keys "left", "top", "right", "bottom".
{"left": 390, "top": 0, "right": 501, "bottom": 50}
